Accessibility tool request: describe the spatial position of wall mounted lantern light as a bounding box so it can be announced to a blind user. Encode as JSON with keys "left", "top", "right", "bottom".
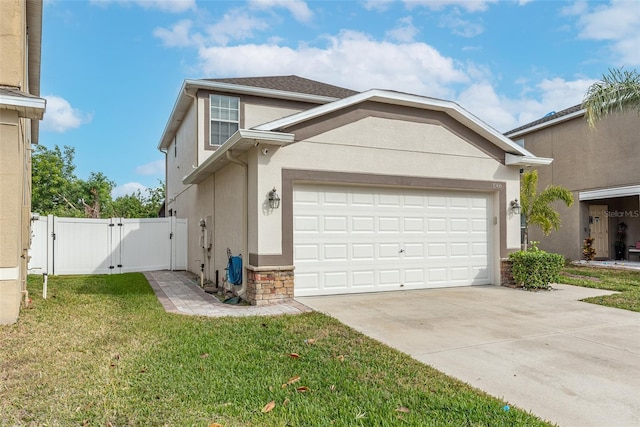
{"left": 268, "top": 187, "right": 281, "bottom": 209}
{"left": 510, "top": 199, "right": 521, "bottom": 215}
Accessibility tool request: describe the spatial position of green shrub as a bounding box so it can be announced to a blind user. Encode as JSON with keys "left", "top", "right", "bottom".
{"left": 509, "top": 247, "right": 565, "bottom": 290}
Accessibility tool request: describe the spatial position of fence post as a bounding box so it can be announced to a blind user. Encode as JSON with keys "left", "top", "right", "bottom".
{"left": 47, "top": 215, "right": 55, "bottom": 275}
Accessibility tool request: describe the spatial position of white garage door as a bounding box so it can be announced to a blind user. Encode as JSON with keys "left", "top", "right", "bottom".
{"left": 293, "top": 184, "right": 492, "bottom": 297}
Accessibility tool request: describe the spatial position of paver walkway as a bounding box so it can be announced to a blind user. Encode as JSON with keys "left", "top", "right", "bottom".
{"left": 144, "top": 270, "right": 312, "bottom": 317}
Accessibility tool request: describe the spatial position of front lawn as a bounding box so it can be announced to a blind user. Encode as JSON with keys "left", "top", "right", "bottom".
{"left": 559, "top": 265, "right": 640, "bottom": 312}
{"left": 1, "top": 274, "right": 551, "bottom": 426}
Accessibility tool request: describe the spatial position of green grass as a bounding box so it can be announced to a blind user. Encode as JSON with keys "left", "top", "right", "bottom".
{"left": 1, "top": 274, "right": 552, "bottom": 426}
{"left": 558, "top": 265, "right": 640, "bottom": 312}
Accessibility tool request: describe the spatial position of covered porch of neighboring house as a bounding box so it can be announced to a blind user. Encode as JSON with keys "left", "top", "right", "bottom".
{"left": 580, "top": 185, "right": 640, "bottom": 261}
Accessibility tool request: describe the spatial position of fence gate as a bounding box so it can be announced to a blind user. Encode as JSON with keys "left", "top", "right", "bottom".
{"left": 29, "top": 216, "right": 187, "bottom": 275}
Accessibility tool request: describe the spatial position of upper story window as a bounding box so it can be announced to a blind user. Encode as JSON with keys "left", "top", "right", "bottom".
{"left": 210, "top": 95, "right": 239, "bottom": 146}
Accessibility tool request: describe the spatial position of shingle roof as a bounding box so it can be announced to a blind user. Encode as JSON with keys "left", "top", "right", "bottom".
{"left": 505, "top": 104, "right": 583, "bottom": 136}
{"left": 205, "top": 75, "right": 359, "bottom": 99}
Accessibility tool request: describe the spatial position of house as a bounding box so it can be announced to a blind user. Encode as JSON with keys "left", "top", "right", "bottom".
{"left": 0, "top": 0, "right": 46, "bottom": 324}
{"left": 505, "top": 106, "right": 639, "bottom": 261}
{"left": 159, "top": 75, "right": 551, "bottom": 305}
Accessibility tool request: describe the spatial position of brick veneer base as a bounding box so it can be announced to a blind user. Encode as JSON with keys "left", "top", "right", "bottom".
{"left": 246, "top": 266, "right": 295, "bottom": 306}
{"left": 500, "top": 258, "right": 521, "bottom": 288}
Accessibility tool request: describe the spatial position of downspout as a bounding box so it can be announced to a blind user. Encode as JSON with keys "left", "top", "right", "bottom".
{"left": 225, "top": 150, "right": 248, "bottom": 298}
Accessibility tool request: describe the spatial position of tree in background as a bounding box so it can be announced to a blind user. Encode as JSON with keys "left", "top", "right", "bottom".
{"left": 111, "top": 183, "right": 164, "bottom": 218}
{"left": 32, "top": 145, "right": 164, "bottom": 218}
{"left": 520, "top": 169, "right": 574, "bottom": 251}
{"left": 582, "top": 68, "right": 640, "bottom": 128}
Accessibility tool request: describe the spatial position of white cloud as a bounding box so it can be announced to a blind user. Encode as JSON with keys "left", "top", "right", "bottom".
{"left": 205, "top": 9, "right": 269, "bottom": 46}
{"left": 572, "top": 0, "right": 640, "bottom": 65}
{"left": 41, "top": 95, "right": 92, "bottom": 133}
{"left": 457, "top": 76, "right": 594, "bottom": 132}
{"left": 386, "top": 16, "right": 419, "bottom": 43}
{"left": 362, "top": 0, "right": 394, "bottom": 12}
{"left": 153, "top": 19, "right": 194, "bottom": 47}
{"left": 135, "top": 160, "right": 165, "bottom": 176}
{"left": 90, "top": 0, "right": 196, "bottom": 13}
{"left": 197, "top": 30, "right": 468, "bottom": 99}
{"left": 249, "top": 0, "right": 313, "bottom": 23}
{"left": 404, "top": 0, "right": 498, "bottom": 13}
{"left": 439, "top": 12, "right": 484, "bottom": 37}
{"left": 112, "top": 182, "right": 148, "bottom": 198}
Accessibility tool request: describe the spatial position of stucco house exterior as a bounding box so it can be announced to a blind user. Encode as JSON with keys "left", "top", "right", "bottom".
{"left": 159, "top": 76, "right": 551, "bottom": 305}
{"left": 505, "top": 106, "right": 639, "bottom": 261}
{"left": 0, "top": 0, "right": 46, "bottom": 324}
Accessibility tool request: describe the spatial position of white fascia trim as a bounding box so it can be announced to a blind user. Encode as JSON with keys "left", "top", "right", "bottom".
{"left": 506, "top": 110, "right": 585, "bottom": 138}
{"left": 182, "top": 129, "right": 294, "bottom": 185}
{"left": 0, "top": 94, "right": 46, "bottom": 119}
{"left": 579, "top": 185, "right": 640, "bottom": 201}
{"left": 0, "top": 266, "right": 20, "bottom": 281}
{"left": 505, "top": 153, "right": 554, "bottom": 166}
{"left": 183, "top": 79, "right": 339, "bottom": 104}
{"left": 254, "top": 89, "right": 536, "bottom": 158}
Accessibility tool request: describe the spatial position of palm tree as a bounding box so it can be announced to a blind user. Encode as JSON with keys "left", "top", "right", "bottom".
{"left": 520, "top": 170, "right": 574, "bottom": 250}
{"left": 582, "top": 68, "right": 640, "bottom": 128}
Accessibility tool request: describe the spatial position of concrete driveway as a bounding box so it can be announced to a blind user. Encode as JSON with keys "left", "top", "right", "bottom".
{"left": 298, "top": 284, "right": 640, "bottom": 427}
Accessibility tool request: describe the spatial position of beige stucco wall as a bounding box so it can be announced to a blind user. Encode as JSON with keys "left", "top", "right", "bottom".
{"left": 0, "top": 0, "right": 25, "bottom": 88}
{"left": 243, "top": 102, "right": 306, "bottom": 129}
{"left": 0, "top": 110, "right": 26, "bottom": 323}
{"left": 522, "top": 111, "right": 640, "bottom": 259}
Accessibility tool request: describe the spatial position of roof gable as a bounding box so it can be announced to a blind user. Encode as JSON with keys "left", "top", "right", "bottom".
{"left": 254, "top": 89, "right": 542, "bottom": 161}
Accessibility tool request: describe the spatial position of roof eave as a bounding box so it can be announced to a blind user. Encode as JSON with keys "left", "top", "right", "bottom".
{"left": 505, "top": 153, "right": 553, "bottom": 166}
{"left": 182, "top": 129, "right": 294, "bottom": 185}
{"left": 0, "top": 93, "right": 46, "bottom": 119}
{"left": 506, "top": 109, "right": 585, "bottom": 138}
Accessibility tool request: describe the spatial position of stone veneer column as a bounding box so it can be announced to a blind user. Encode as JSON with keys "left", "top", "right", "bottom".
{"left": 246, "top": 266, "right": 295, "bottom": 306}
{"left": 500, "top": 258, "right": 521, "bottom": 288}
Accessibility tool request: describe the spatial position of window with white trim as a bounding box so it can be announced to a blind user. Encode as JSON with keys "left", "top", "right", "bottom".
{"left": 210, "top": 94, "right": 239, "bottom": 146}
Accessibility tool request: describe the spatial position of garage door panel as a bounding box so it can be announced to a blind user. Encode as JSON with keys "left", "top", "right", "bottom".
{"left": 352, "top": 244, "right": 375, "bottom": 260}
{"left": 352, "top": 216, "right": 374, "bottom": 232}
{"left": 379, "top": 243, "right": 402, "bottom": 259}
{"left": 324, "top": 244, "right": 348, "bottom": 260}
{"left": 295, "top": 244, "right": 319, "bottom": 261}
{"left": 293, "top": 184, "right": 492, "bottom": 296}
{"left": 294, "top": 216, "right": 319, "bottom": 233}
{"left": 379, "top": 216, "right": 400, "bottom": 232}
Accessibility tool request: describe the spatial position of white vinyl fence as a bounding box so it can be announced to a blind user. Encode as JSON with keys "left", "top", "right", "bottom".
{"left": 29, "top": 216, "right": 187, "bottom": 275}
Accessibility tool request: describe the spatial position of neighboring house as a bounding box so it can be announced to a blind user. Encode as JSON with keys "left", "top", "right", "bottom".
{"left": 159, "top": 75, "right": 550, "bottom": 305}
{"left": 505, "top": 106, "right": 639, "bottom": 261}
{"left": 0, "top": 0, "right": 46, "bottom": 324}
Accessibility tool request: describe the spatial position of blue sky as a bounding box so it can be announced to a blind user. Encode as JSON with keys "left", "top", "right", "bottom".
{"left": 40, "top": 0, "right": 640, "bottom": 197}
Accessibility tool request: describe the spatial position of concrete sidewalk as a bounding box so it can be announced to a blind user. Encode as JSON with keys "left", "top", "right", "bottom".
{"left": 299, "top": 284, "right": 640, "bottom": 427}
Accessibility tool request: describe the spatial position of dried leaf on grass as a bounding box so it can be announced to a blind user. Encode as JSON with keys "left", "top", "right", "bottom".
{"left": 209, "top": 423, "right": 223, "bottom": 427}
{"left": 336, "top": 355, "right": 345, "bottom": 362}
{"left": 304, "top": 338, "right": 316, "bottom": 345}
{"left": 200, "top": 353, "right": 209, "bottom": 358}
{"left": 261, "top": 400, "right": 276, "bottom": 413}
{"left": 281, "top": 375, "right": 301, "bottom": 388}
{"left": 283, "top": 398, "right": 290, "bottom": 406}
{"left": 396, "top": 406, "right": 410, "bottom": 413}
{"left": 288, "top": 353, "right": 300, "bottom": 359}
{"left": 296, "top": 386, "right": 310, "bottom": 392}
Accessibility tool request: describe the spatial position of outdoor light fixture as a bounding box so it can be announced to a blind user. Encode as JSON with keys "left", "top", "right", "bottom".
{"left": 268, "top": 187, "right": 281, "bottom": 209}
{"left": 510, "top": 199, "right": 521, "bottom": 215}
